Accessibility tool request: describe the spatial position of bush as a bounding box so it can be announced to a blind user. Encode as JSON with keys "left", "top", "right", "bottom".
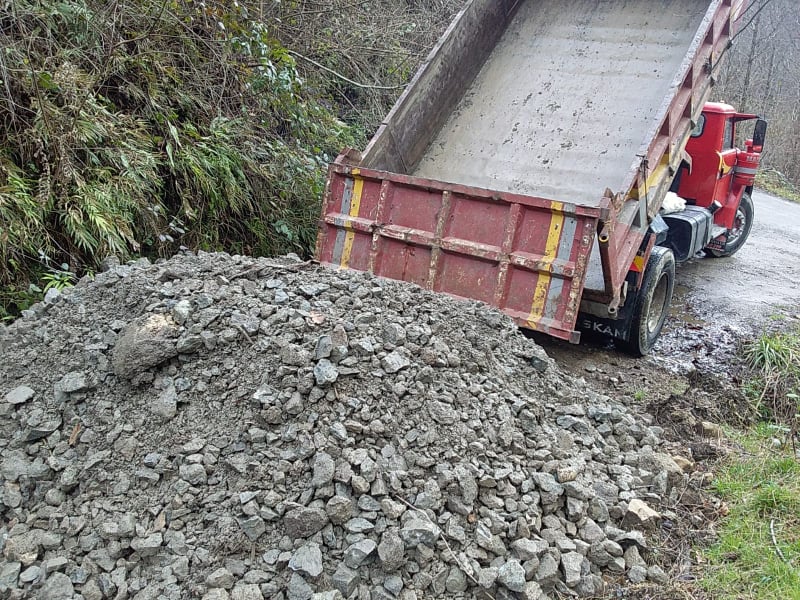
{"left": 0, "top": 0, "right": 356, "bottom": 316}
{"left": 0, "top": 0, "right": 465, "bottom": 318}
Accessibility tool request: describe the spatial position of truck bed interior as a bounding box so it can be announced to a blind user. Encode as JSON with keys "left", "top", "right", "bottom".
{"left": 411, "top": 0, "right": 707, "bottom": 207}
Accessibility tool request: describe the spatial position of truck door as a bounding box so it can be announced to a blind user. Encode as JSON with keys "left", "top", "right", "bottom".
{"left": 714, "top": 118, "right": 737, "bottom": 204}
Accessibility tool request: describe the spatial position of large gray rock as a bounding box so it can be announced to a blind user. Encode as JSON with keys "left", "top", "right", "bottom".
{"left": 112, "top": 314, "right": 179, "bottom": 379}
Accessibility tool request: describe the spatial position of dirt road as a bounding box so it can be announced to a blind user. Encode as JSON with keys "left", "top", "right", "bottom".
{"left": 674, "top": 189, "right": 800, "bottom": 331}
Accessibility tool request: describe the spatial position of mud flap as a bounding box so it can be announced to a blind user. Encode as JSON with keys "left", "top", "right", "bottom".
{"left": 576, "top": 302, "right": 636, "bottom": 343}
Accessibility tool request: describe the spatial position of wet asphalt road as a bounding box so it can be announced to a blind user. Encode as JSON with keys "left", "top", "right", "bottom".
{"left": 673, "top": 190, "right": 800, "bottom": 332}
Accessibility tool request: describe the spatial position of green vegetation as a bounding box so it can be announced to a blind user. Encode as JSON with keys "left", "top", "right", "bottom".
{"left": 701, "top": 426, "right": 800, "bottom": 599}
{"left": 743, "top": 327, "right": 800, "bottom": 439}
{"left": 756, "top": 169, "right": 800, "bottom": 204}
{"left": 0, "top": 0, "right": 460, "bottom": 319}
{"left": 701, "top": 328, "right": 800, "bottom": 598}
{"left": 0, "top": 0, "right": 351, "bottom": 317}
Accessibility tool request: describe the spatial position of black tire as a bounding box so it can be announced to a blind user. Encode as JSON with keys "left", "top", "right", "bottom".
{"left": 705, "top": 192, "right": 754, "bottom": 258}
{"left": 619, "top": 246, "right": 676, "bottom": 357}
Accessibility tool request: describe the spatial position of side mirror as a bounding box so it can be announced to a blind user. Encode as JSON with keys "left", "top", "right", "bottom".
{"left": 753, "top": 118, "right": 767, "bottom": 149}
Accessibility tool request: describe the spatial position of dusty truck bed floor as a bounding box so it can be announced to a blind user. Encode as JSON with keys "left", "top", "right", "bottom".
{"left": 413, "top": 0, "right": 706, "bottom": 206}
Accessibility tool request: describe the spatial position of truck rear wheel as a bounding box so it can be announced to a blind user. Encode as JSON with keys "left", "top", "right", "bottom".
{"left": 705, "top": 192, "right": 754, "bottom": 258}
{"left": 619, "top": 246, "right": 675, "bottom": 357}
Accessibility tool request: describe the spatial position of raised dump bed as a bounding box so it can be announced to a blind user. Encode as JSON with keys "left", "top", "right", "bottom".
{"left": 413, "top": 0, "right": 709, "bottom": 206}
{"left": 317, "top": 0, "right": 748, "bottom": 348}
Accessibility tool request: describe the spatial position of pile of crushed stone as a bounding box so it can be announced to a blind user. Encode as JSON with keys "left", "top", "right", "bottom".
{"left": 0, "top": 252, "right": 689, "bottom": 600}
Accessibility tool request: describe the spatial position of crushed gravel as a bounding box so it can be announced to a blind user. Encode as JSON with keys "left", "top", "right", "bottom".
{"left": 0, "top": 252, "right": 688, "bottom": 599}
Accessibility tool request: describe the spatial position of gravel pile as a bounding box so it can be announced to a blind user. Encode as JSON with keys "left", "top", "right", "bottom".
{"left": 0, "top": 252, "right": 687, "bottom": 600}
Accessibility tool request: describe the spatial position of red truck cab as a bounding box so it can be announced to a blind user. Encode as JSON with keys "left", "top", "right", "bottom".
{"left": 673, "top": 102, "right": 767, "bottom": 256}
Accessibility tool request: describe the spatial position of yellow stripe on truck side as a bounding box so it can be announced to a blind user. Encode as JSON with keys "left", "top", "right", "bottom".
{"left": 339, "top": 176, "right": 364, "bottom": 268}
{"left": 527, "top": 202, "right": 564, "bottom": 328}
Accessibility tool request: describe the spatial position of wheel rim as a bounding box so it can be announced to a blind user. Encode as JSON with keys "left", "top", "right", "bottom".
{"left": 647, "top": 273, "right": 670, "bottom": 335}
{"left": 727, "top": 204, "right": 748, "bottom": 246}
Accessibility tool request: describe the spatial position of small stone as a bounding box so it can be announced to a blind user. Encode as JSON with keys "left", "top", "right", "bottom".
{"left": 332, "top": 563, "right": 359, "bottom": 597}
{"left": 561, "top": 552, "right": 583, "bottom": 587}
{"left": 152, "top": 385, "right": 178, "bottom": 419}
{"left": 672, "top": 455, "right": 694, "bottom": 472}
{"left": 312, "top": 453, "right": 335, "bottom": 487}
{"left": 344, "top": 539, "right": 377, "bottom": 568}
{"left": 497, "top": 559, "right": 526, "bottom": 593}
{"left": 113, "top": 314, "right": 179, "bottom": 379}
{"left": 445, "top": 567, "right": 468, "bottom": 593}
{"left": 55, "top": 371, "right": 88, "bottom": 394}
{"left": 284, "top": 507, "right": 329, "bottom": 538}
{"left": 82, "top": 579, "right": 103, "bottom": 600}
{"left": 378, "top": 530, "right": 405, "bottom": 572}
{"left": 381, "top": 351, "right": 410, "bottom": 374}
{"left": 0, "top": 561, "right": 21, "bottom": 588}
{"left": 344, "top": 518, "right": 374, "bottom": 534}
{"left": 5, "top": 385, "right": 34, "bottom": 405}
{"left": 623, "top": 499, "right": 662, "bottom": 529}
{"left": 231, "top": 584, "right": 265, "bottom": 600}
{"left": 400, "top": 518, "right": 439, "bottom": 548}
{"left": 536, "top": 553, "right": 560, "bottom": 588}
{"left": 628, "top": 565, "right": 648, "bottom": 583}
{"left": 325, "top": 496, "right": 353, "bottom": 524}
{"left": 239, "top": 515, "right": 266, "bottom": 541}
{"left": 172, "top": 300, "right": 193, "bottom": 324}
{"left": 511, "top": 538, "right": 548, "bottom": 561}
{"left": 19, "top": 565, "right": 41, "bottom": 584}
{"left": 647, "top": 565, "right": 669, "bottom": 585}
{"left": 4, "top": 530, "right": 42, "bottom": 565}
{"left": 532, "top": 472, "right": 564, "bottom": 504}
{"left": 311, "top": 593, "right": 342, "bottom": 600}
{"left": 36, "top": 572, "right": 74, "bottom": 600}
{"left": 207, "top": 567, "right": 235, "bottom": 589}
{"left": 179, "top": 463, "right": 207, "bottom": 485}
{"left": 701, "top": 421, "right": 724, "bottom": 438}
{"left": 380, "top": 498, "right": 406, "bottom": 519}
{"left": 477, "top": 566, "right": 498, "bottom": 589}
{"left": 475, "top": 522, "right": 507, "bottom": 556}
{"left": 43, "top": 556, "right": 69, "bottom": 573}
{"left": 287, "top": 573, "right": 313, "bottom": 600}
{"left": 289, "top": 542, "right": 324, "bottom": 578}
{"left": 130, "top": 533, "right": 163, "bottom": 557}
{"left": 313, "top": 360, "right": 339, "bottom": 386}
{"left": 173, "top": 556, "right": 190, "bottom": 581}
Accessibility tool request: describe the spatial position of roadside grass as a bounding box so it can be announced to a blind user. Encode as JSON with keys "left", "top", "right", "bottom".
{"left": 700, "top": 327, "right": 800, "bottom": 599}
{"left": 756, "top": 169, "right": 800, "bottom": 203}
{"left": 701, "top": 426, "right": 800, "bottom": 599}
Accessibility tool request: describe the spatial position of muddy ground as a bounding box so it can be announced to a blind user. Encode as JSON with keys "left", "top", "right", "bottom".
{"left": 541, "top": 189, "right": 800, "bottom": 412}
{"left": 537, "top": 190, "right": 800, "bottom": 597}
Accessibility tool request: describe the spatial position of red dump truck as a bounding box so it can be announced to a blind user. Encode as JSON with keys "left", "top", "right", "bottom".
{"left": 315, "top": 0, "right": 767, "bottom": 355}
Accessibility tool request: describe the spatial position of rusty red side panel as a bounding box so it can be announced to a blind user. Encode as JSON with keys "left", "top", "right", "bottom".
{"left": 316, "top": 163, "right": 606, "bottom": 342}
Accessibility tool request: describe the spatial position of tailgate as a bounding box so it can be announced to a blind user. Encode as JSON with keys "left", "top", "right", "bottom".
{"left": 315, "top": 163, "right": 607, "bottom": 342}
